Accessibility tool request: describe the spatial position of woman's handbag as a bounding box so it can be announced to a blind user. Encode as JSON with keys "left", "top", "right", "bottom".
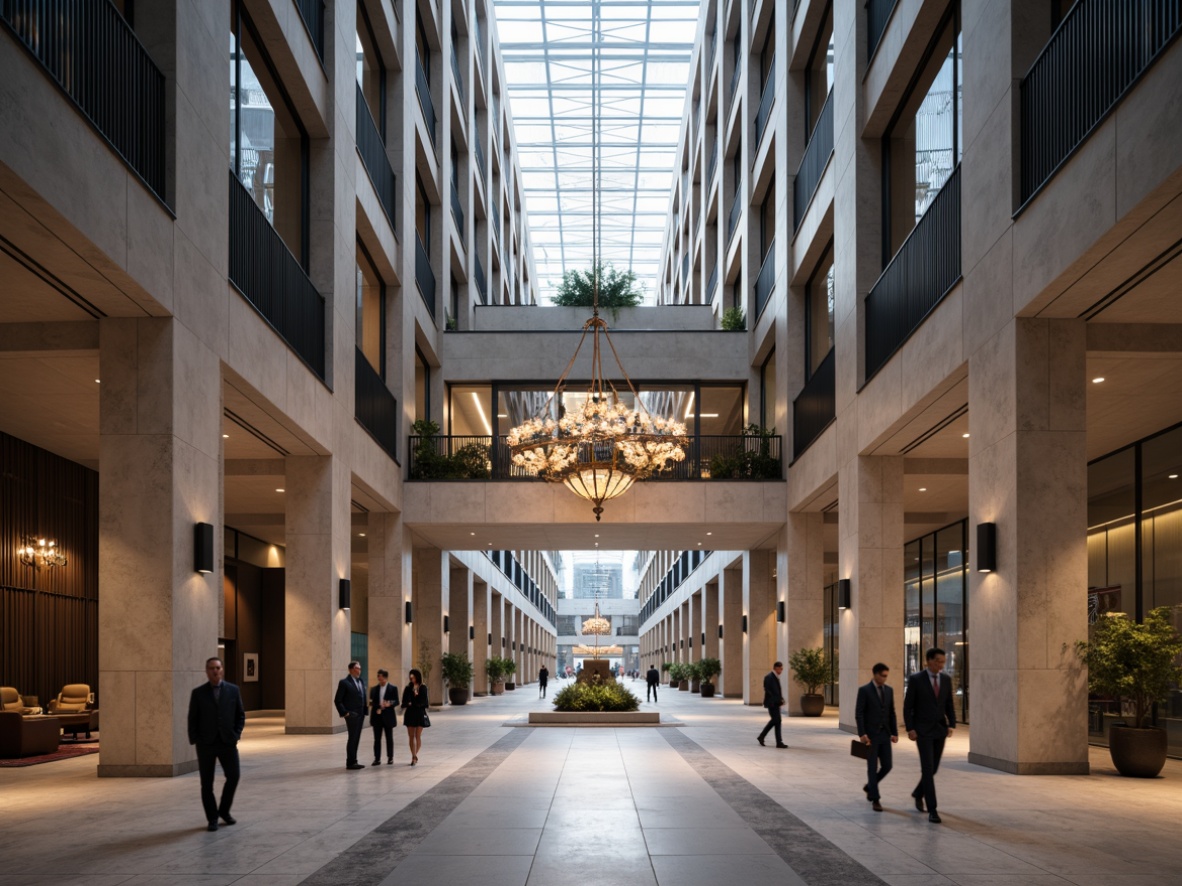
{"left": 850, "top": 739, "right": 870, "bottom": 760}
{"left": 421, "top": 711, "right": 431, "bottom": 728}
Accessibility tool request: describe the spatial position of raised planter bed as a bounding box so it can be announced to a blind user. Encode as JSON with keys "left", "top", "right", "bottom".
{"left": 527, "top": 712, "right": 660, "bottom": 726}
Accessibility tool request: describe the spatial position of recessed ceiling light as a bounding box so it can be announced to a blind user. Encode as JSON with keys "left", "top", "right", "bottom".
{"left": 359, "top": 533, "right": 366, "bottom": 537}
{"left": 962, "top": 433, "right": 970, "bottom": 438}
{"left": 94, "top": 379, "right": 101, "bottom": 383}
{"left": 1092, "top": 377, "right": 1105, "bottom": 384}
{"left": 706, "top": 531, "right": 712, "bottom": 536}
{"left": 1170, "top": 474, "right": 1179, "bottom": 480}
{"left": 222, "top": 434, "right": 230, "bottom": 438}
{"left": 918, "top": 487, "right": 927, "bottom": 492}
{"left": 470, "top": 531, "right": 476, "bottom": 536}
{"left": 275, "top": 488, "right": 285, "bottom": 493}
{"left": 697, "top": 542, "right": 702, "bottom": 546}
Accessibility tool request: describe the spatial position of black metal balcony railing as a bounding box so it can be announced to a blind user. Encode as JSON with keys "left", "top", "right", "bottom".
{"left": 794, "top": 89, "right": 834, "bottom": 230}
{"left": 729, "top": 53, "right": 742, "bottom": 101}
{"left": 681, "top": 252, "right": 690, "bottom": 285}
{"left": 355, "top": 347, "right": 398, "bottom": 459}
{"left": 475, "top": 15, "right": 487, "bottom": 71}
{"left": 793, "top": 348, "right": 835, "bottom": 460}
{"left": 727, "top": 191, "right": 743, "bottom": 242}
{"left": 709, "top": 30, "right": 717, "bottom": 66}
{"left": 866, "top": 0, "right": 899, "bottom": 60}
{"left": 451, "top": 184, "right": 465, "bottom": 245}
{"left": 416, "top": 55, "right": 436, "bottom": 147}
{"left": 475, "top": 138, "right": 487, "bottom": 183}
{"left": 475, "top": 254, "right": 487, "bottom": 304}
{"left": 2, "top": 0, "right": 167, "bottom": 201}
{"left": 451, "top": 46, "right": 464, "bottom": 102}
{"left": 355, "top": 82, "right": 396, "bottom": 231}
{"left": 228, "top": 171, "right": 326, "bottom": 379}
{"left": 754, "top": 242, "right": 775, "bottom": 319}
{"left": 294, "top": 0, "right": 324, "bottom": 61}
{"left": 415, "top": 234, "right": 436, "bottom": 318}
{"left": 408, "top": 435, "right": 783, "bottom": 481}
{"left": 707, "top": 143, "right": 718, "bottom": 186}
{"left": 706, "top": 264, "right": 718, "bottom": 304}
{"left": 492, "top": 212, "right": 502, "bottom": 242}
{"left": 1020, "top": 0, "right": 1182, "bottom": 204}
{"left": 754, "top": 62, "right": 775, "bottom": 148}
{"left": 865, "top": 164, "right": 961, "bottom": 380}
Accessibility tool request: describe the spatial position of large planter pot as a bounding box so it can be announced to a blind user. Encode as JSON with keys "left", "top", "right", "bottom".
{"left": 700, "top": 681, "right": 716, "bottom": 698}
{"left": 799, "top": 694, "right": 825, "bottom": 717}
{"left": 491, "top": 681, "right": 505, "bottom": 696}
{"left": 505, "top": 682, "right": 516, "bottom": 691}
{"left": 1109, "top": 725, "right": 1168, "bottom": 777}
{"left": 448, "top": 688, "right": 470, "bottom": 706}
{"left": 678, "top": 680, "right": 689, "bottom": 691}
{"left": 668, "top": 679, "right": 678, "bottom": 688}
{"left": 690, "top": 679, "right": 701, "bottom": 693}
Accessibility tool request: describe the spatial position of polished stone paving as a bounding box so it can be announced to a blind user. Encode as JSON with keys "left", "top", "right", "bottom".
{"left": 2, "top": 678, "right": 1181, "bottom": 885}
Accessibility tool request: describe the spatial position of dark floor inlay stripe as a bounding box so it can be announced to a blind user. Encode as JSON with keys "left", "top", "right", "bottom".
{"left": 296, "top": 729, "right": 530, "bottom": 886}
{"left": 661, "top": 730, "right": 888, "bottom": 886}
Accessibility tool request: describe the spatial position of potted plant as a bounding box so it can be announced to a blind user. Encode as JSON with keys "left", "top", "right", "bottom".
{"left": 686, "top": 661, "right": 702, "bottom": 693}
{"left": 485, "top": 656, "right": 506, "bottom": 695}
{"left": 667, "top": 662, "right": 687, "bottom": 690}
{"left": 721, "top": 306, "right": 746, "bottom": 331}
{"left": 787, "top": 647, "right": 829, "bottom": 716}
{"left": 503, "top": 656, "right": 517, "bottom": 690}
{"left": 698, "top": 657, "right": 721, "bottom": 698}
{"left": 1076, "top": 607, "right": 1182, "bottom": 777}
{"left": 441, "top": 651, "right": 474, "bottom": 705}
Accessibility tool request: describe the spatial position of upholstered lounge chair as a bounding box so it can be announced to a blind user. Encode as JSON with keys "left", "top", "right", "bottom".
{"left": 1, "top": 686, "right": 40, "bottom": 715}
{"left": 47, "top": 684, "right": 93, "bottom": 713}
{"left": 0, "top": 711, "right": 61, "bottom": 758}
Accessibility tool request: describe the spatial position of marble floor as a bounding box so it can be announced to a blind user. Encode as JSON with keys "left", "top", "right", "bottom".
{"left": 2, "top": 679, "right": 1181, "bottom": 886}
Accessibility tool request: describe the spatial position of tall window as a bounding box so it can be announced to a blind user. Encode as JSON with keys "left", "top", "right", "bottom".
{"left": 805, "top": 243, "right": 835, "bottom": 377}
{"left": 759, "top": 13, "right": 775, "bottom": 91}
{"left": 416, "top": 176, "right": 431, "bottom": 249}
{"left": 805, "top": 3, "right": 834, "bottom": 138}
{"left": 230, "top": 1, "right": 307, "bottom": 262}
{"left": 356, "top": 243, "right": 384, "bottom": 376}
{"left": 414, "top": 348, "right": 430, "bottom": 422}
{"left": 884, "top": 10, "right": 962, "bottom": 258}
{"left": 759, "top": 183, "right": 775, "bottom": 258}
{"left": 356, "top": 2, "right": 384, "bottom": 133}
{"left": 760, "top": 350, "right": 776, "bottom": 431}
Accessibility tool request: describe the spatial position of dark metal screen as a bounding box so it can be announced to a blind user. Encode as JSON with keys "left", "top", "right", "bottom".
{"left": 415, "top": 234, "right": 436, "bottom": 317}
{"left": 294, "top": 0, "right": 324, "bottom": 61}
{"left": 416, "top": 55, "right": 437, "bottom": 147}
{"left": 754, "top": 242, "right": 775, "bottom": 320}
{"left": 355, "top": 82, "right": 397, "bottom": 232}
{"left": 354, "top": 347, "right": 398, "bottom": 459}
{"left": 793, "top": 348, "right": 835, "bottom": 459}
{"left": 754, "top": 61, "right": 775, "bottom": 147}
{"left": 794, "top": 90, "right": 834, "bottom": 230}
{"left": 866, "top": 0, "right": 900, "bottom": 59}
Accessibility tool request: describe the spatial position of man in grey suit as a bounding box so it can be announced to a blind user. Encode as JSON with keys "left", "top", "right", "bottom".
{"left": 757, "top": 661, "right": 788, "bottom": 748}
{"left": 903, "top": 647, "right": 957, "bottom": 823}
{"left": 188, "top": 657, "right": 246, "bottom": 831}
{"left": 855, "top": 662, "right": 898, "bottom": 812}
{"left": 334, "top": 661, "right": 368, "bottom": 770}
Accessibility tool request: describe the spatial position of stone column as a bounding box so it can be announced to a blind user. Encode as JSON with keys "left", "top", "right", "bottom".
{"left": 705, "top": 579, "right": 720, "bottom": 660}
{"left": 786, "top": 512, "right": 825, "bottom": 714}
{"left": 491, "top": 592, "right": 504, "bottom": 690}
{"left": 968, "top": 318, "right": 1088, "bottom": 774}
{"left": 97, "top": 317, "right": 220, "bottom": 776}
{"left": 367, "top": 512, "right": 409, "bottom": 680}
{"left": 472, "top": 578, "right": 489, "bottom": 695}
{"left": 284, "top": 454, "right": 352, "bottom": 734}
{"left": 745, "top": 550, "right": 777, "bottom": 706}
{"left": 448, "top": 563, "right": 471, "bottom": 657}
{"left": 721, "top": 563, "right": 743, "bottom": 697}
{"left": 412, "top": 546, "right": 446, "bottom": 704}
{"left": 837, "top": 456, "right": 904, "bottom": 733}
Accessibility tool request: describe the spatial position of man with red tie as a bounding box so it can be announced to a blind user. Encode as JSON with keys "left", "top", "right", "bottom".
{"left": 903, "top": 647, "right": 956, "bottom": 823}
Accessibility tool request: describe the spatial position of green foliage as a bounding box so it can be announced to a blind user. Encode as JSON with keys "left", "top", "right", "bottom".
{"left": 552, "top": 680, "right": 641, "bottom": 712}
{"left": 721, "top": 306, "right": 746, "bottom": 331}
{"left": 416, "top": 639, "right": 434, "bottom": 685}
{"left": 661, "top": 661, "right": 672, "bottom": 672}
{"left": 685, "top": 661, "right": 702, "bottom": 682}
{"left": 551, "top": 260, "right": 644, "bottom": 316}
{"left": 697, "top": 657, "right": 722, "bottom": 683}
{"left": 709, "top": 424, "right": 781, "bottom": 479}
{"left": 440, "top": 651, "right": 474, "bottom": 689}
{"left": 1075, "top": 607, "right": 1182, "bottom": 728}
{"left": 667, "top": 662, "right": 688, "bottom": 683}
{"left": 485, "top": 656, "right": 506, "bottom": 682}
{"left": 409, "top": 419, "right": 491, "bottom": 479}
{"left": 501, "top": 657, "right": 517, "bottom": 677}
{"left": 787, "top": 647, "right": 829, "bottom": 695}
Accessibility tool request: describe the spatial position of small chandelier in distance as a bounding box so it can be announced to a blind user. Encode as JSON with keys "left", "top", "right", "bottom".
{"left": 18, "top": 538, "right": 67, "bottom": 569}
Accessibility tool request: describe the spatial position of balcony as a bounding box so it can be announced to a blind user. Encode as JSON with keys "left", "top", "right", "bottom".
{"left": 865, "top": 165, "right": 961, "bottom": 381}
{"left": 793, "top": 349, "right": 835, "bottom": 460}
{"left": 727, "top": 191, "right": 743, "bottom": 242}
{"left": 475, "top": 138, "right": 487, "bottom": 184}
{"left": 1020, "top": 0, "right": 1182, "bottom": 204}
{"left": 866, "top": 0, "right": 899, "bottom": 60}
{"left": 451, "top": 46, "right": 464, "bottom": 102}
{"left": 754, "top": 243, "right": 775, "bottom": 320}
{"left": 706, "top": 264, "right": 718, "bottom": 304}
{"left": 416, "top": 54, "right": 436, "bottom": 147}
{"left": 228, "top": 171, "right": 325, "bottom": 379}
{"left": 2, "top": 0, "right": 166, "bottom": 201}
{"left": 408, "top": 434, "right": 783, "bottom": 481}
{"left": 475, "top": 254, "right": 487, "bottom": 304}
{"left": 794, "top": 90, "right": 833, "bottom": 230}
{"left": 415, "top": 234, "right": 436, "bottom": 318}
{"left": 355, "top": 348, "right": 398, "bottom": 459}
{"left": 707, "top": 143, "right": 718, "bottom": 186}
{"left": 355, "top": 83, "right": 396, "bottom": 231}
{"left": 754, "top": 61, "right": 775, "bottom": 149}
{"left": 451, "top": 183, "right": 465, "bottom": 246}
{"left": 729, "top": 52, "right": 742, "bottom": 102}
{"left": 294, "top": 0, "right": 325, "bottom": 62}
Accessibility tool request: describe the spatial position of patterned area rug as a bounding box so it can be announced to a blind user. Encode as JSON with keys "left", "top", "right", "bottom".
{"left": 0, "top": 742, "right": 99, "bottom": 767}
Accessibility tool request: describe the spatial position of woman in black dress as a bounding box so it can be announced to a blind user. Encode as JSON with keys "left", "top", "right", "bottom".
{"left": 401, "top": 668, "right": 428, "bottom": 765}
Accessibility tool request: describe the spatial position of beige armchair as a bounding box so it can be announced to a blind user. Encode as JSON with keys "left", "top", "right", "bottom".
{"left": 47, "top": 684, "right": 93, "bottom": 714}
{"left": 0, "top": 686, "right": 41, "bottom": 715}
{"left": 0, "top": 711, "right": 61, "bottom": 758}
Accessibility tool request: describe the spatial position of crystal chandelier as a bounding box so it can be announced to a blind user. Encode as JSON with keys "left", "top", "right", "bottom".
{"left": 506, "top": 9, "right": 687, "bottom": 520}
{"left": 18, "top": 537, "right": 67, "bottom": 569}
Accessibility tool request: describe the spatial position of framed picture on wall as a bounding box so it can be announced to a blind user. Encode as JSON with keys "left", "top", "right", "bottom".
{"left": 243, "top": 653, "right": 259, "bottom": 683}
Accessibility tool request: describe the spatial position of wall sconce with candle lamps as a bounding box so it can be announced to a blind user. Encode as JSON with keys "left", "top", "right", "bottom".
{"left": 18, "top": 537, "right": 67, "bottom": 569}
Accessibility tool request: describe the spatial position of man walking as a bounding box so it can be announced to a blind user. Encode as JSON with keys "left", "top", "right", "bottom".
{"left": 538, "top": 665, "right": 549, "bottom": 698}
{"left": 855, "top": 663, "right": 898, "bottom": 812}
{"left": 903, "top": 647, "right": 956, "bottom": 823}
{"left": 757, "top": 661, "right": 788, "bottom": 748}
{"left": 187, "top": 657, "right": 245, "bottom": 831}
{"left": 645, "top": 664, "right": 660, "bottom": 702}
{"left": 369, "top": 669, "right": 398, "bottom": 765}
{"left": 334, "top": 661, "right": 368, "bottom": 770}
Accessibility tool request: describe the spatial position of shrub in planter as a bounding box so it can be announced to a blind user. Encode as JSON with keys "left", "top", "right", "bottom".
{"left": 708, "top": 424, "right": 780, "bottom": 479}
{"left": 485, "top": 656, "right": 506, "bottom": 695}
{"left": 686, "top": 661, "right": 702, "bottom": 693}
{"left": 503, "top": 656, "right": 518, "bottom": 690}
{"left": 441, "top": 651, "right": 474, "bottom": 705}
{"left": 552, "top": 681, "right": 640, "bottom": 712}
{"left": 698, "top": 657, "right": 722, "bottom": 697}
{"left": 787, "top": 647, "right": 829, "bottom": 717}
{"left": 721, "top": 306, "right": 746, "bottom": 331}
{"left": 667, "top": 662, "right": 687, "bottom": 688}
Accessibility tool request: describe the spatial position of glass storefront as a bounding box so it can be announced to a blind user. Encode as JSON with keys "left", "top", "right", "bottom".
{"left": 1087, "top": 423, "right": 1182, "bottom": 756}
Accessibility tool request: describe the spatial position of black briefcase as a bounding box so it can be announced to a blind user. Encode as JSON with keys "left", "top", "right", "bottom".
{"left": 850, "top": 739, "right": 871, "bottom": 760}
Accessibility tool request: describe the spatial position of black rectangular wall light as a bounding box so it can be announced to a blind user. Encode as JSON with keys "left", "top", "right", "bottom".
{"left": 469, "top": 626, "right": 475, "bottom": 640}
{"left": 194, "top": 523, "right": 214, "bottom": 574}
{"left": 777, "top": 601, "right": 785, "bottom": 622}
{"left": 443, "top": 615, "right": 450, "bottom": 634}
{"left": 338, "top": 579, "right": 351, "bottom": 610}
{"left": 701, "top": 632, "right": 705, "bottom": 646}
{"left": 837, "top": 579, "right": 851, "bottom": 610}
{"left": 488, "top": 632, "right": 493, "bottom": 645}
{"left": 741, "top": 614, "right": 748, "bottom": 633}
{"left": 977, "top": 522, "right": 997, "bottom": 573}
{"left": 404, "top": 601, "right": 413, "bottom": 624}
{"left": 718, "top": 625, "right": 724, "bottom": 639}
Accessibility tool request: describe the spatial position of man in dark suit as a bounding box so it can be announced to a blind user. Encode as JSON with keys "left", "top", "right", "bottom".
{"left": 903, "top": 647, "right": 957, "bottom": 823}
{"left": 757, "top": 661, "right": 788, "bottom": 748}
{"left": 369, "top": 669, "right": 399, "bottom": 765}
{"left": 334, "top": 660, "right": 368, "bottom": 770}
{"left": 646, "top": 665, "right": 660, "bottom": 702}
{"left": 187, "top": 657, "right": 246, "bottom": 831}
{"left": 855, "top": 662, "right": 899, "bottom": 812}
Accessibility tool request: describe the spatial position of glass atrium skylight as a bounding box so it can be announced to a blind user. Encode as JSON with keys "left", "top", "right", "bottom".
{"left": 491, "top": 1, "right": 700, "bottom": 306}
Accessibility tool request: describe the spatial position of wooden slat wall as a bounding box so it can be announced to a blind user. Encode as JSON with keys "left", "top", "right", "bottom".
{"left": 0, "top": 432, "right": 99, "bottom": 707}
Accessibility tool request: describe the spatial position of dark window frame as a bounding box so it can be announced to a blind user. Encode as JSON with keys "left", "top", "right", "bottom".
{"left": 356, "top": 0, "right": 387, "bottom": 139}
{"left": 356, "top": 239, "right": 386, "bottom": 379}
{"left": 804, "top": 240, "right": 835, "bottom": 380}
